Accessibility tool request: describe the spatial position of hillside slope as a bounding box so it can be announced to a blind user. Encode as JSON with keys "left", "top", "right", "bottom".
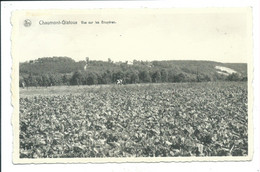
{"left": 19, "top": 57, "right": 247, "bottom": 87}
{"left": 20, "top": 57, "right": 247, "bottom": 75}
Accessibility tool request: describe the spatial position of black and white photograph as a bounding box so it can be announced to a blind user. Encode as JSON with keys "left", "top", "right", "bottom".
{"left": 11, "top": 8, "right": 253, "bottom": 163}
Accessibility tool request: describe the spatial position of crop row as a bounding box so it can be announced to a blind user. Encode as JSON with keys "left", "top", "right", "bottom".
{"left": 19, "top": 82, "right": 248, "bottom": 158}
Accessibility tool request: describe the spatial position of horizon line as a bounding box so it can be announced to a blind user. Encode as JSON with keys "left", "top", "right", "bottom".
{"left": 19, "top": 56, "right": 248, "bottom": 64}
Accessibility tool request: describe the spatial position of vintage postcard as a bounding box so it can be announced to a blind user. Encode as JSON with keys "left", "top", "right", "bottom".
{"left": 11, "top": 8, "right": 253, "bottom": 164}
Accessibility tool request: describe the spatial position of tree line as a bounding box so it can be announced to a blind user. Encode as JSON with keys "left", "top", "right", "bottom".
{"left": 20, "top": 68, "right": 247, "bottom": 88}
{"left": 19, "top": 57, "right": 247, "bottom": 87}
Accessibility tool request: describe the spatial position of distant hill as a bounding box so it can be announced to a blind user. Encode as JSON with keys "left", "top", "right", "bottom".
{"left": 20, "top": 57, "right": 247, "bottom": 76}
{"left": 20, "top": 57, "right": 86, "bottom": 75}
{"left": 19, "top": 57, "right": 247, "bottom": 87}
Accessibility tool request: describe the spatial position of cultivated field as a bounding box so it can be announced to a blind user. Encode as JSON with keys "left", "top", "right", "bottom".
{"left": 19, "top": 82, "right": 248, "bottom": 158}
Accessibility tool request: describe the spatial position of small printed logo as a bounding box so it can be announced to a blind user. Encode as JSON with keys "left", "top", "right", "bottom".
{"left": 24, "top": 19, "right": 32, "bottom": 27}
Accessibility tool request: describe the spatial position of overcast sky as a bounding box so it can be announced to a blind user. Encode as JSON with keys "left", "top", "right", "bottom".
{"left": 14, "top": 8, "right": 252, "bottom": 63}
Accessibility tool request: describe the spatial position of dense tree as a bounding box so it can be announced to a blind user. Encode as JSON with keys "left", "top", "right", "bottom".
{"left": 25, "top": 74, "right": 38, "bottom": 87}
{"left": 108, "top": 58, "right": 112, "bottom": 63}
{"left": 41, "top": 75, "right": 50, "bottom": 87}
{"left": 19, "top": 77, "right": 25, "bottom": 88}
{"left": 160, "top": 69, "right": 168, "bottom": 82}
{"left": 70, "top": 71, "right": 84, "bottom": 86}
{"left": 241, "top": 76, "right": 248, "bottom": 82}
{"left": 226, "top": 73, "right": 241, "bottom": 81}
{"left": 112, "top": 71, "right": 125, "bottom": 83}
{"left": 139, "top": 70, "right": 151, "bottom": 83}
{"left": 130, "top": 71, "right": 139, "bottom": 84}
{"left": 124, "top": 71, "right": 132, "bottom": 84}
{"left": 86, "top": 72, "right": 98, "bottom": 85}
{"left": 151, "top": 70, "right": 161, "bottom": 83}
{"left": 175, "top": 73, "right": 186, "bottom": 82}
{"left": 62, "top": 74, "right": 71, "bottom": 85}
{"left": 36, "top": 76, "right": 43, "bottom": 86}
{"left": 49, "top": 75, "right": 56, "bottom": 86}
{"left": 19, "top": 57, "right": 248, "bottom": 87}
{"left": 101, "top": 70, "right": 112, "bottom": 84}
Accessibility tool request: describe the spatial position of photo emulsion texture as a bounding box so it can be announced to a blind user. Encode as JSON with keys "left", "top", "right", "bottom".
{"left": 19, "top": 82, "right": 248, "bottom": 158}
{"left": 15, "top": 9, "right": 251, "bottom": 160}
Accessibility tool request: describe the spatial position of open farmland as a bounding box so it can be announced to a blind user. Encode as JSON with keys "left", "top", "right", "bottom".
{"left": 19, "top": 82, "right": 248, "bottom": 158}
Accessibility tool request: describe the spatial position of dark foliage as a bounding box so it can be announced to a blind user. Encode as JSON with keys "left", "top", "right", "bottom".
{"left": 19, "top": 57, "right": 247, "bottom": 87}
{"left": 19, "top": 82, "right": 248, "bottom": 158}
